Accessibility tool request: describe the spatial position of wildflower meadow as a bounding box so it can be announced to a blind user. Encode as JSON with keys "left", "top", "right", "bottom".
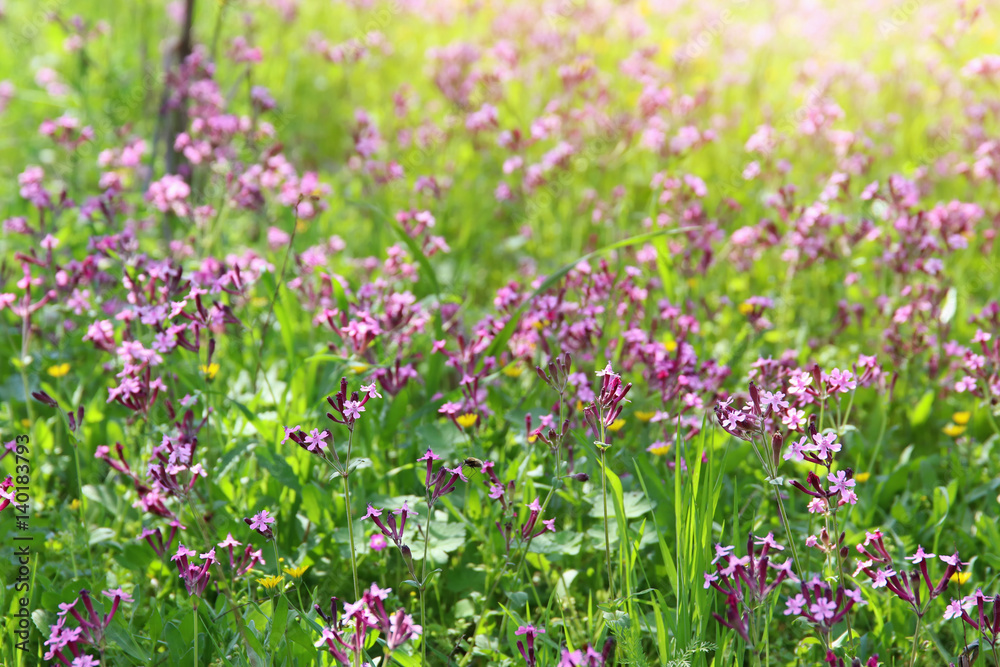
{"left": 3, "top": 0, "right": 1000, "bottom": 665}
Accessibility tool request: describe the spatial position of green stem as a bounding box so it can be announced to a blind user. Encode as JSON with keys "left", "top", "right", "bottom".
{"left": 829, "top": 510, "right": 856, "bottom": 657}
{"left": 420, "top": 491, "right": 432, "bottom": 667}
{"left": 599, "top": 416, "right": 615, "bottom": 603}
{"left": 71, "top": 441, "right": 97, "bottom": 578}
{"left": 193, "top": 599, "right": 199, "bottom": 667}
{"left": 343, "top": 428, "right": 361, "bottom": 667}
{"left": 908, "top": 614, "right": 922, "bottom": 667}
{"left": 771, "top": 488, "right": 805, "bottom": 588}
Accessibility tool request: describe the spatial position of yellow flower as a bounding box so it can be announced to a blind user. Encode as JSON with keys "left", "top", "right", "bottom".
{"left": 854, "top": 472, "right": 871, "bottom": 483}
{"left": 663, "top": 339, "right": 678, "bottom": 353}
{"left": 527, "top": 434, "right": 538, "bottom": 443}
{"left": 69, "top": 499, "right": 81, "bottom": 511}
{"left": 607, "top": 419, "right": 625, "bottom": 433}
{"left": 576, "top": 400, "right": 584, "bottom": 413}
{"left": 952, "top": 411, "right": 971, "bottom": 425}
{"left": 47, "top": 363, "right": 71, "bottom": 378}
{"left": 943, "top": 424, "right": 966, "bottom": 437}
{"left": 647, "top": 442, "right": 672, "bottom": 455}
{"left": 635, "top": 411, "right": 656, "bottom": 423}
{"left": 950, "top": 571, "right": 971, "bottom": 585}
{"left": 20, "top": 418, "right": 31, "bottom": 429}
{"left": 257, "top": 575, "right": 284, "bottom": 591}
{"left": 456, "top": 413, "right": 478, "bottom": 428}
{"left": 348, "top": 362, "right": 369, "bottom": 374}
{"left": 502, "top": 365, "right": 524, "bottom": 378}
{"left": 295, "top": 220, "right": 307, "bottom": 233}
{"left": 251, "top": 296, "right": 269, "bottom": 307}
{"left": 283, "top": 564, "right": 309, "bottom": 578}
{"left": 738, "top": 302, "right": 754, "bottom": 315}
{"left": 199, "top": 363, "right": 219, "bottom": 380}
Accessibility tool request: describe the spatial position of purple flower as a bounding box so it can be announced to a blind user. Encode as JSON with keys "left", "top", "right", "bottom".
{"left": 785, "top": 594, "right": 807, "bottom": 615}
{"left": 343, "top": 400, "right": 364, "bottom": 420}
{"left": 906, "top": 546, "right": 935, "bottom": 564}
{"left": 245, "top": 510, "right": 276, "bottom": 540}
{"left": 515, "top": 625, "right": 545, "bottom": 667}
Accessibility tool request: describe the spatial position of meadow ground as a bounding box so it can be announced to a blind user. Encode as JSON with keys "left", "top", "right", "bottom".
{"left": 2, "top": 1, "right": 1000, "bottom": 666}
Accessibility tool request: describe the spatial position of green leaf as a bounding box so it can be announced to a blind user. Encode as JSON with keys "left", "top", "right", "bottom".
{"left": 268, "top": 596, "right": 289, "bottom": 651}
{"left": 256, "top": 447, "right": 302, "bottom": 494}
{"left": 529, "top": 531, "right": 583, "bottom": 555}
{"left": 587, "top": 490, "right": 653, "bottom": 519}
{"left": 88, "top": 527, "right": 117, "bottom": 546}
{"left": 106, "top": 620, "right": 152, "bottom": 663}
{"left": 939, "top": 286, "right": 957, "bottom": 324}
{"left": 907, "top": 390, "right": 934, "bottom": 427}
{"left": 244, "top": 618, "right": 267, "bottom": 663}
{"left": 408, "top": 520, "right": 467, "bottom": 564}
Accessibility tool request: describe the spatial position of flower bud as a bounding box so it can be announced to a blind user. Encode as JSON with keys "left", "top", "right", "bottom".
{"left": 771, "top": 431, "right": 783, "bottom": 468}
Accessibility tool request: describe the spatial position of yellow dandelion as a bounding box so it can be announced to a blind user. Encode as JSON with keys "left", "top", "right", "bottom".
{"left": 738, "top": 302, "right": 754, "bottom": 315}
{"left": 663, "top": 339, "right": 678, "bottom": 353}
{"left": 456, "top": 413, "right": 478, "bottom": 428}
{"left": 283, "top": 564, "right": 309, "bottom": 578}
{"left": 943, "top": 424, "right": 966, "bottom": 437}
{"left": 502, "top": 365, "right": 524, "bottom": 378}
{"left": 950, "top": 571, "right": 971, "bottom": 585}
{"left": 258, "top": 575, "right": 284, "bottom": 591}
{"left": 349, "top": 362, "right": 369, "bottom": 374}
{"left": 69, "top": 499, "right": 81, "bottom": 511}
{"left": 295, "top": 220, "right": 307, "bottom": 233}
{"left": 635, "top": 411, "right": 656, "bottom": 423}
{"left": 607, "top": 419, "right": 625, "bottom": 433}
{"left": 47, "top": 363, "right": 71, "bottom": 378}
{"left": 647, "top": 442, "right": 672, "bottom": 455}
{"left": 576, "top": 400, "right": 584, "bottom": 413}
{"left": 527, "top": 434, "right": 538, "bottom": 443}
{"left": 199, "top": 363, "right": 219, "bottom": 380}
{"left": 854, "top": 472, "right": 871, "bottom": 483}
{"left": 952, "top": 411, "right": 971, "bottom": 425}
{"left": 20, "top": 418, "right": 31, "bottom": 429}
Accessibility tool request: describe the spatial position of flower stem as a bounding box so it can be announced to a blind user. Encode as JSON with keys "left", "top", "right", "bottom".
{"left": 420, "top": 490, "right": 432, "bottom": 667}
{"left": 908, "top": 614, "right": 922, "bottom": 667}
{"left": 829, "top": 510, "right": 857, "bottom": 656}
{"left": 193, "top": 599, "right": 199, "bottom": 667}
{"left": 343, "top": 428, "right": 361, "bottom": 667}
{"left": 599, "top": 417, "right": 615, "bottom": 603}
{"left": 343, "top": 428, "right": 360, "bottom": 602}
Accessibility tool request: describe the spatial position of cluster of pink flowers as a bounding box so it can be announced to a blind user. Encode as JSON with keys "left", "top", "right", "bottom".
{"left": 44, "top": 589, "right": 132, "bottom": 665}
{"left": 313, "top": 584, "right": 421, "bottom": 664}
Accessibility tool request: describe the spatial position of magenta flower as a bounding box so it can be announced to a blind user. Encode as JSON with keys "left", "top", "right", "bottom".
{"left": 370, "top": 534, "right": 387, "bottom": 552}
{"left": 515, "top": 624, "right": 545, "bottom": 667}
{"left": 245, "top": 510, "right": 276, "bottom": 540}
